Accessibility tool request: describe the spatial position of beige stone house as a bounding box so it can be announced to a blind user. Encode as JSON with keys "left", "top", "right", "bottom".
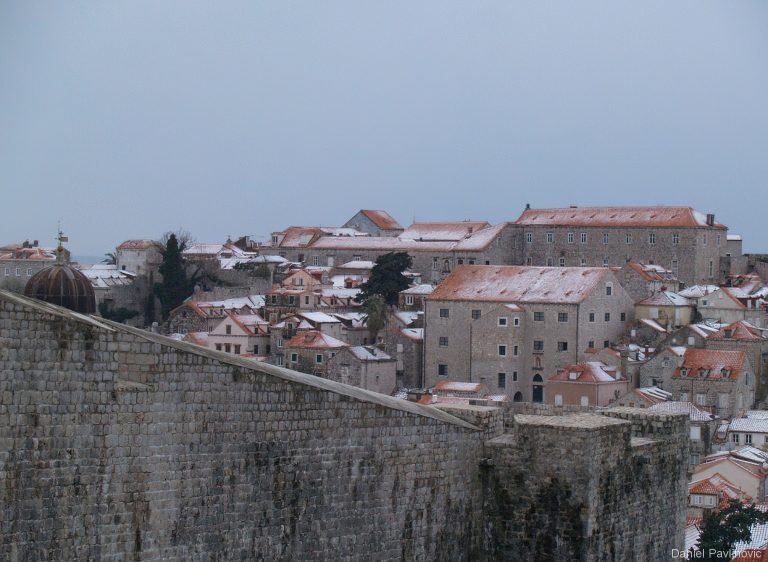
{"left": 168, "top": 295, "right": 264, "bottom": 334}
{"left": 208, "top": 313, "right": 270, "bottom": 358}
{"left": 545, "top": 361, "right": 630, "bottom": 407}
{"left": 705, "top": 321, "right": 768, "bottom": 401}
{"left": 284, "top": 330, "right": 348, "bottom": 376}
{"left": 616, "top": 261, "right": 681, "bottom": 303}
{"left": 668, "top": 348, "right": 755, "bottom": 418}
{"left": 341, "top": 209, "right": 403, "bottom": 237}
{"left": 424, "top": 265, "right": 635, "bottom": 400}
{"left": 634, "top": 291, "right": 695, "bottom": 330}
{"left": 325, "top": 346, "right": 396, "bottom": 395}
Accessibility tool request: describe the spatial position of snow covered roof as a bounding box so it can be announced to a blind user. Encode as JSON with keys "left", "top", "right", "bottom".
{"left": 514, "top": 206, "right": 725, "bottom": 228}
{"left": 336, "top": 260, "right": 375, "bottom": 270}
{"left": 285, "top": 330, "right": 348, "bottom": 349}
{"left": 679, "top": 285, "right": 719, "bottom": 299}
{"left": 626, "top": 261, "right": 677, "bottom": 282}
{"left": 394, "top": 311, "right": 420, "bottom": 327}
{"left": 77, "top": 264, "right": 136, "bottom": 288}
{"left": 429, "top": 266, "right": 614, "bottom": 304}
{"left": 359, "top": 210, "right": 402, "bottom": 230}
{"left": 548, "top": 361, "right": 622, "bottom": 383}
{"left": 637, "top": 291, "right": 691, "bottom": 307}
{"left": 348, "top": 346, "right": 393, "bottom": 361}
{"left": 639, "top": 318, "right": 667, "bottom": 333}
{"left": 729, "top": 418, "right": 768, "bottom": 434}
{"left": 708, "top": 321, "right": 766, "bottom": 342}
{"left": 401, "top": 284, "right": 434, "bottom": 295}
{"left": 116, "top": 239, "right": 161, "bottom": 251}
{"left": 747, "top": 411, "right": 768, "bottom": 420}
{"left": 401, "top": 328, "right": 423, "bottom": 340}
{"left": 648, "top": 401, "right": 713, "bottom": 422}
{"left": 400, "top": 221, "right": 490, "bottom": 242}
{"left": 298, "top": 311, "right": 341, "bottom": 324}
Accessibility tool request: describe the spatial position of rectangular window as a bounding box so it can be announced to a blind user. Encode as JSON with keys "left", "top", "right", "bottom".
{"left": 312, "top": 255, "right": 319, "bottom": 266}
{"left": 557, "top": 341, "right": 568, "bottom": 351}
{"left": 513, "top": 345, "right": 518, "bottom": 356}
{"left": 672, "top": 260, "right": 678, "bottom": 274}
{"left": 526, "top": 232, "right": 533, "bottom": 243}
{"left": 526, "top": 257, "right": 533, "bottom": 265}
{"left": 497, "top": 373, "right": 506, "bottom": 389}
{"left": 513, "top": 317, "right": 520, "bottom": 327}
{"left": 513, "top": 371, "right": 518, "bottom": 382}
{"left": 266, "top": 344, "right": 271, "bottom": 354}
{"left": 15, "top": 268, "right": 21, "bottom": 276}
{"left": 673, "top": 233, "right": 679, "bottom": 245}
{"left": 680, "top": 392, "right": 689, "bottom": 402}
{"left": 225, "top": 325, "right": 232, "bottom": 334}
{"left": 603, "top": 340, "right": 610, "bottom": 348}
{"left": 498, "top": 317, "right": 508, "bottom": 327}
{"left": 276, "top": 356, "right": 284, "bottom": 366}
{"left": 277, "top": 339, "right": 283, "bottom": 348}
{"left": 439, "top": 336, "right": 449, "bottom": 347}
{"left": 315, "top": 354, "right": 323, "bottom": 364}
{"left": 405, "top": 295, "right": 414, "bottom": 305}
{"left": 288, "top": 296, "right": 295, "bottom": 305}
{"left": 547, "top": 232, "right": 554, "bottom": 243}
{"left": 580, "top": 396, "right": 589, "bottom": 407}
{"left": 602, "top": 258, "right": 609, "bottom": 267}
{"left": 695, "top": 393, "right": 706, "bottom": 406}
{"left": 604, "top": 312, "right": 611, "bottom": 322}
{"left": 546, "top": 257, "right": 553, "bottom": 267}
{"left": 558, "top": 312, "right": 568, "bottom": 322}
{"left": 533, "top": 340, "right": 544, "bottom": 351}
{"left": 225, "top": 344, "right": 231, "bottom": 353}
{"left": 439, "top": 308, "right": 449, "bottom": 318}
{"left": 746, "top": 434, "right": 753, "bottom": 445}
{"left": 305, "top": 296, "right": 310, "bottom": 305}
{"left": 438, "top": 364, "right": 448, "bottom": 377}
{"left": 471, "top": 309, "right": 481, "bottom": 320}
{"left": 580, "top": 259, "right": 586, "bottom": 266}
{"left": 26, "top": 268, "right": 32, "bottom": 276}
{"left": 559, "top": 257, "right": 565, "bottom": 267}
{"left": 709, "top": 260, "right": 714, "bottom": 277}
{"left": 498, "top": 345, "right": 507, "bottom": 357}
{"left": 567, "top": 232, "right": 574, "bottom": 244}
{"left": 580, "top": 232, "right": 587, "bottom": 244}
{"left": 626, "top": 233, "right": 632, "bottom": 244}
{"left": 254, "top": 345, "right": 259, "bottom": 354}
{"left": 620, "top": 312, "right": 626, "bottom": 322}
{"left": 290, "top": 352, "right": 298, "bottom": 362}
{"left": 432, "top": 258, "right": 439, "bottom": 270}
{"left": 649, "top": 233, "right": 656, "bottom": 245}
{"left": 534, "top": 312, "right": 544, "bottom": 321}
{"left": 353, "top": 255, "right": 362, "bottom": 261}
{"left": 606, "top": 284, "right": 613, "bottom": 296}
{"left": 716, "top": 234, "right": 721, "bottom": 246}
{"left": 703, "top": 234, "right": 707, "bottom": 246}
{"left": 234, "top": 344, "right": 241, "bottom": 355}
{"left": 3, "top": 267, "right": 8, "bottom": 276}
{"left": 588, "top": 340, "right": 595, "bottom": 349}
{"left": 603, "top": 233, "right": 609, "bottom": 245}
{"left": 215, "top": 344, "right": 222, "bottom": 351}
{"left": 589, "top": 312, "right": 595, "bottom": 322}
{"left": 731, "top": 433, "right": 740, "bottom": 444}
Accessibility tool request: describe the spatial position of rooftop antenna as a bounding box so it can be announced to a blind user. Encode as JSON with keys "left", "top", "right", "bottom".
{"left": 55, "top": 222, "right": 68, "bottom": 265}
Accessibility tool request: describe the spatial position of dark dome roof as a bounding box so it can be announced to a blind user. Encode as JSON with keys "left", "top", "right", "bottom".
{"left": 24, "top": 264, "right": 96, "bottom": 314}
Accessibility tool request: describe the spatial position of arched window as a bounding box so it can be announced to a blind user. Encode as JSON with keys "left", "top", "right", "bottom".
{"left": 532, "top": 374, "right": 544, "bottom": 403}
{"left": 513, "top": 392, "right": 523, "bottom": 402}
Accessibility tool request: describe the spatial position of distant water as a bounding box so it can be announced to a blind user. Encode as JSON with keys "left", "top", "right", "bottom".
{"left": 73, "top": 255, "right": 105, "bottom": 265}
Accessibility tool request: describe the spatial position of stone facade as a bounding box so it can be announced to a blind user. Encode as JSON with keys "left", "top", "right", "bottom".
{"left": 0, "top": 289, "right": 688, "bottom": 561}
{"left": 513, "top": 206, "right": 727, "bottom": 286}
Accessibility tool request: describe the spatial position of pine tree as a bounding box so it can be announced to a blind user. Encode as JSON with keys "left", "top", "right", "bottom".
{"left": 356, "top": 252, "right": 412, "bottom": 306}
{"left": 692, "top": 500, "right": 768, "bottom": 561}
{"left": 154, "top": 234, "right": 193, "bottom": 320}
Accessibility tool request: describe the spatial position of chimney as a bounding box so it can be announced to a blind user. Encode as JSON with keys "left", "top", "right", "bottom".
{"left": 620, "top": 349, "right": 630, "bottom": 383}
{"left": 706, "top": 213, "right": 715, "bottom": 226}
{"left": 525, "top": 203, "right": 531, "bottom": 210}
{"left": 33, "top": 240, "right": 38, "bottom": 247}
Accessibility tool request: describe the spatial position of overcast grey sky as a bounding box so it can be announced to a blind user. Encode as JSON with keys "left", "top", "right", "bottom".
{"left": 1, "top": 2, "right": 766, "bottom": 256}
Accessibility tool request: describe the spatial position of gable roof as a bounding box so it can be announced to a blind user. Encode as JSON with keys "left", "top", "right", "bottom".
{"left": 548, "top": 361, "right": 622, "bottom": 383}
{"left": 359, "top": 210, "right": 402, "bottom": 230}
{"left": 116, "top": 239, "right": 162, "bottom": 251}
{"left": 708, "top": 321, "right": 766, "bottom": 342}
{"left": 400, "top": 221, "right": 490, "bottom": 242}
{"left": 637, "top": 291, "right": 691, "bottom": 307}
{"left": 626, "top": 261, "right": 677, "bottom": 282}
{"left": 285, "top": 330, "right": 349, "bottom": 350}
{"left": 428, "top": 266, "right": 613, "bottom": 304}
{"left": 648, "top": 401, "right": 713, "bottom": 422}
{"left": 673, "top": 348, "right": 749, "bottom": 381}
{"left": 514, "top": 206, "right": 725, "bottom": 228}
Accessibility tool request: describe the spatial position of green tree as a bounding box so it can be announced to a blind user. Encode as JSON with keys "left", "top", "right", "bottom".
{"left": 362, "top": 294, "right": 387, "bottom": 343}
{"left": 356, "top": 251, "right": 412, "bottom": 306}
{"left": 102, "top": 252, "right": 117, "bottom": 265}
{"left": 154, "top": 233, "right": 194, "bottom": 320}
{"left": 691, "top": 500, "right": 768, "bottom": 561}
{"left": 98, "top": 302, "right": 139, "bottom": 323}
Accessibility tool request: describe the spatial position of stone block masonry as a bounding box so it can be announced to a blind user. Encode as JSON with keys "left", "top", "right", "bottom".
{"left": 0, "top": 289, "right": 687, "bottom": 561}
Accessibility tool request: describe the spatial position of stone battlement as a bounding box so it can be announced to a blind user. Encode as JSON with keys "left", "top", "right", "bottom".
{"left": 0, "top": 290, "right": 687, "bottom": 561}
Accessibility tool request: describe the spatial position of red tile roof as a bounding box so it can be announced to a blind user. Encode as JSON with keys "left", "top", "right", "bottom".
{"left": 428, "top": 265, "right": 612, "bottom": 304}
{"left": 400, "top": 221, "right": 490, "bottom": 241}
{"left": 708, "top": 321, "right": 765, "bottom": 342}
{"left": 626, "top": 261, "right": 677, "bottom": 282}
{"left": 673, "top": 348, "right": 748, "bottom": 381}
{"left": 548, "top": 362, "right": 622, "bottom": 383}
{"left": 514, "top": 206, "right": 726, "bottom": 228}
{"left": 360, "top": 210, "right": 402, "bottom": 230}
{"left": 116, "top": 240, "right": 162, "bottom": 250}
{"left": 285, "top": 330, "right": 348, "bottom": 350}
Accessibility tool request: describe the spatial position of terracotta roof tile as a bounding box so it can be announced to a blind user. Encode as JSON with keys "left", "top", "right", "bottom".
{"left": 673, "top": 348, "right": 748, "bottom": 381}
{"left": 285, "top": 330, "right": 348, "bottom": 350}
{"left": 514, "top": 206, "right": 726, "bottom": 228}
{"left": 428, "top": 265, "right": 612, "bottom": 304}
{"left": 708, "top": 321, "right": 765, "bottom": 342}
{"left": 116, "top": 240, "right": 162, "bottom": 250}
{"left": 360, "top": 210, "right": 402, "bottom": 230}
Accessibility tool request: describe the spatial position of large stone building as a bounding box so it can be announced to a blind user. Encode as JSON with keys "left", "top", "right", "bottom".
{"left": 512, "top": 205, "right": 728, "bottom": 285}
{"left": 0, "top": 289, "right": 690, "bottom": 561}
{"left": 424, "top": 265, "right": 635, "bottom": 399}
